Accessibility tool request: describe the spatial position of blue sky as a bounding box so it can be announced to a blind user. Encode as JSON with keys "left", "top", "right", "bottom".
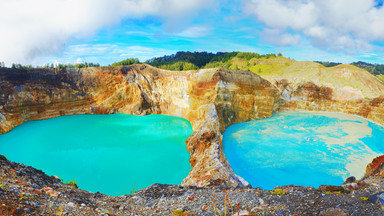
{"left": 1, "top": 0, "right": 384, "bottom": 66}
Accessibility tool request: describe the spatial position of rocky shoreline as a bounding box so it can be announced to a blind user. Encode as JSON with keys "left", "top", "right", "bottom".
{"left": 2, "top": 154, "right": 384, "bottom": 215}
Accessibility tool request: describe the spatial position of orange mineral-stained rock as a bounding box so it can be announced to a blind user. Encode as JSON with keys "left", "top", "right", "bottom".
{"left": 43, "top": 187, "right": 59, "bottom": 198}
{"left": 34, "top": 189, "right": 43, "bottom": 195}
{"left": 364, "top": 155, "right": 384, "bottom": 178}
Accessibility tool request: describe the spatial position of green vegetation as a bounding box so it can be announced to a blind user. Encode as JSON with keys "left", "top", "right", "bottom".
{"left": 0, "top": 180, "right": 5, "bottom": 189}
{"left": 377, "top": 74, "right": 384, "bottom": 83}
{"left": 325, "top": 191, "right": 342, "bottom": 194}
{"left": 56, "top": 62, "right": 100, "bottom": 69}
{"left": 147, "top": 51, "right": 281, "bottom": 71}
{"left": 64, "top": 180, "right": 78, "bottom": 188}
{"left": 7, "top": 62, "right": 101, "bottom": 70}
{"left": 149, "top": 51, "right": 219, "bottom": 69}
{"left": 271, "top": 188, "right": 285, "bottom": 195}
{"left": 146, "top": 52, "right": 384, "bottom": 88}
{"left": 157, "top": 61, "right": 199, "bottom": 71}
{"left": 315, "top": 61, "right": 341, "bottom": 67}
{"left": 19, "top": 193, "right": 30, "bottom": 200}
{"left": 131, "top": 182, "right": 136, "bottom": 194}
{"left": 352, "top": 61, "right": 384, "bottom": 75}
{"left": 111, "top": 58, "right": 140, "bottom": 66}
{"left": 11, "top": 64, "right": 33, "bottom": 69}
{"left": 173, "top": 209, "right": 189, "bottom": 216}
{"left": 3, "top": 57, "right": 137, "bottom": 70}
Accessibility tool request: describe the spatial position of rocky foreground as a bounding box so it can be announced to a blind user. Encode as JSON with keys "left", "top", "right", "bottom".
{"left": 2, "top": 155, "right": 384, "bottom": 216}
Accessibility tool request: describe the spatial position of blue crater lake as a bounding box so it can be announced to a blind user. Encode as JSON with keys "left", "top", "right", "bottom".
{"left": 223, "top": 112, "right": 384, "bottom": 189}
{"left": 0, "top": 114, "right": 193, "bottom": 196}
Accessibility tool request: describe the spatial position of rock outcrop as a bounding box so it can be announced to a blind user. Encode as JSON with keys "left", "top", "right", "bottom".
{"left": 364, "top": 155, "right": 384, "bottom": 178}
{"left": 257, "top": 61, "right": 384, "bottom": 126}
{"left": 275, "top": 82, "right": 384, "bottom": 126}
{"left": 0, "top": 64, "right": 278, "bottom": 187}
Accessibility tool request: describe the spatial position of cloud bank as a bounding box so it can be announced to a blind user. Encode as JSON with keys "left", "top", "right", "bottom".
{"left": 0, "top": 0, "right": 213, "bottom": 65}
{"left": 245, "top": 0, "right": 384, "bottom": 52}
{"left": 177, "top": 26, "right": 212, "bottom": 38}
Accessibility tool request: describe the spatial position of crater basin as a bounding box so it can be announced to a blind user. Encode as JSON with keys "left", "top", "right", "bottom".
{"left": 0, "top": 114, "right": 193, "bottom": 196}
{"left": 223, "top": 111, "right": 384, "bottom": 189}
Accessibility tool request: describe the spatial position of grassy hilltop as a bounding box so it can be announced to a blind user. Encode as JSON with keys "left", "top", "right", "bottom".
{"left": 145, "top": 51, "right": 384, "bottom": 99}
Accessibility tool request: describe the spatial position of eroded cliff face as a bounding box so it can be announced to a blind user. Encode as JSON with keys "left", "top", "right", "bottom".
{"left": 0, "top": 65, "right": 278, "bottom": 187}
{"left": 2, "top": 64, "right": 384, "bottom": 188}
{"left": 0, "top": 68, "right": 94, "bottom": 133}
{"left": 184, "top": 70, "right": 278, "bottom": 187}
{"left": 248, "top": 60, "right": 384, "bottom": 126}
{"left": 269, "top": 70, "right": 384, "bottom": 126}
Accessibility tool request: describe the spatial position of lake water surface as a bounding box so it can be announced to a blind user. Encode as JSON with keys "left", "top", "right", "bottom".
{"left": 0, "top": 114, "right": 193, "bottom": 196}
{"left": 223, "top": 112, "right": 384, "bottom": 189}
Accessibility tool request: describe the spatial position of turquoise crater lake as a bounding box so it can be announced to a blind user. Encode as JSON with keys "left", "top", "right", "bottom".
{"left": 0, "top": 114, "right": 193, "bottom": 196}
{"left": 223, "top": 112, "right": 384, "bottom": 189}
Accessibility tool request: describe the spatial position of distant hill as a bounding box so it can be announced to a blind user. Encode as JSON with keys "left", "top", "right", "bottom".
{"left": 146, "top": 52, "right": 384, "bottom": 83}
{"left": 244, "top": 57, "right": 384, "bottom": 99}
{"left": 148, "top": 51, "right": 221, "bottom": 70}
{"left": 350, "top": 61, "right": 384, "bottom": 83}
{"left": 314, "top": 61, "right": 342, "bottom": 67}
{"left": 351, "top": 61, "right": 384, "bottom": 75}
{"left": 146, "top": 51, "right": 281, "bottom": 71}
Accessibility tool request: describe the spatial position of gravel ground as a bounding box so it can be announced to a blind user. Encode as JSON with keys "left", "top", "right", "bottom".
{"left": 1, "top": 155, "right": 384, "bottom": 215}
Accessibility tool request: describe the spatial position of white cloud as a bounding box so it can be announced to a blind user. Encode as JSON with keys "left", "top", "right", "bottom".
{"left": 0, "top": 0, "right": 214, "bottom": 66}
{"left": 245, "top": 0, "right": 384, "bottom": 52}
{"left": 262, "top": 29, "right": 301, "bottom": 45}
{"left": 54, "top": 60, "right": 59, "bottom": 68}
{"left": 75, "top": 58, "right": 84, "bottom": 64}
{"left": 177, "top": 26, "right": 212, "bottom": 38}
{"left": 125, "top": 31, "right": 151, "bottom": 36}
{"left": 118, "top": 46, "right": 163, "bottom": 57}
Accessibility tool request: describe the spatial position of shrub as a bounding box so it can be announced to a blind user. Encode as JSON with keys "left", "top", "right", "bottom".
{"left": 271, "top": 188, "right": 285, "bottom": 195}
{"left": 64, "top": 180, "right": 78, "bottom": 188}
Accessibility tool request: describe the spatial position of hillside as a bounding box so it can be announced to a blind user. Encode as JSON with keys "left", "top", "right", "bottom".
{"left": 147, "top": 52, "right": 384, "bottom": 100}
{"left": 352, "top": 61, "right": 384, "bottom": 75}
{"left": 146, "top": 51, "right": 279, "bottom": 71}
{"left": 239, "top": 57, "right": 384, "bottom": 100}
{"left": 351, "top": 61, "right": 384, "bottom": 83}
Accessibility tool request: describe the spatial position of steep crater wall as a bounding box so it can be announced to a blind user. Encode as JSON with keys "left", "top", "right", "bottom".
{"left": 272, "top": 79, "right": 384, "bottom": 126}
{"left": 2, "top": 64, "right": 384, "bottom": 188}
{"left": 0, "top": 65, "right": 278, "bottom": 187}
